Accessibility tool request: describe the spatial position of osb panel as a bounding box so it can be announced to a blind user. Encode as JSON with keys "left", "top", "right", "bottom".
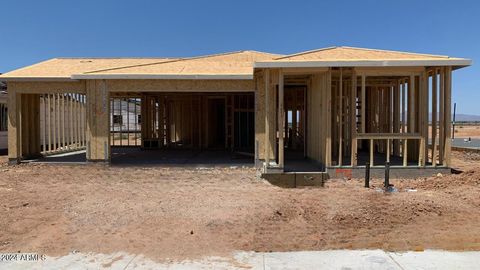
{"left": 255, "top": 69, "right": 277, "bottom": 160}
{"left": 8, "top": 81, "right": 86, "bottom": 94}
{"left": 87, "top": 51, "right": 282, "bottom": 75}
{"left": 86, "top": 80, "right": 110, "bottom": 161}
{"left": 0, "top": 58, "right": 174, "bottom": 78}
{"left": 276, "top": 46, "right": 453, "bottom": 61}
{"left": 106, "top": 79, "right": 255, "bottom": 92}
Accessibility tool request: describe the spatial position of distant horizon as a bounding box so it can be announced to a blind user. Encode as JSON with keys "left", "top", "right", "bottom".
{"left": 1, "top": 0, "right": 478, "bottom": 114}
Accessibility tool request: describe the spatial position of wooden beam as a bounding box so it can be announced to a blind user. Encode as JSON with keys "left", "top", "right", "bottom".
{"left": 432, "top": 68, "right": 438, "bottom": 166}
{"left": 264, "top": 69, "right": 270, "bottom": 167}
{"left": 361, "top": 75, "right": 366, "bottom": 133}
{"left": 439, "top": 67, "right": 445, "bottom": 165}
{"left": 325, "top": 70, "right": 332, "bottom": 166}
{"left": 338, "top": 69, "right": 343, "bottom": 166}
{"left": 278, "top": 69, "right": 285, "bottom": 168}
{"left": 444, "top": 66, "right": 452, "bottom": 166}
{"left": 350, "top": 72, "right": 358, "bottom": 166}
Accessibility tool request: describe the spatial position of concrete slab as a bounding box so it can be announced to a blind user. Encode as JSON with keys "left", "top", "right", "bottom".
{"left": 1, "top": 250, "right": 479, "bottom": 269}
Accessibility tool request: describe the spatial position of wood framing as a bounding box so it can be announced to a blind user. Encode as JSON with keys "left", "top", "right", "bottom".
{"left": 1, "top": 46, "right": 469, "bottom": 173}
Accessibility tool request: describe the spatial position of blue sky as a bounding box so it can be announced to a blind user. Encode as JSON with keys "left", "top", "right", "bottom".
{"left": 1, "top": 0, "right": 478, "bottom": 114}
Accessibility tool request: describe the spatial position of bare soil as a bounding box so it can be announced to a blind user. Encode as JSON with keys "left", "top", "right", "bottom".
{"left": 451, "top": 124, "right": 480, "bottom": 138}
{"left": 0, "top": 151, "right": 480, "bottom": 261}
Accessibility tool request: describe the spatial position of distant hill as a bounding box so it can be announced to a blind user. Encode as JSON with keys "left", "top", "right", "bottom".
{"left": 428, "top": 113, "right": 480, "bottom": 122}
{"left": 453, "top": 114, "right": 480, "bottom": 122}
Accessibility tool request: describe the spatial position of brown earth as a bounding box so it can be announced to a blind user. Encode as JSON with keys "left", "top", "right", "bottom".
{"left": 0, "top": 151, "right": 479, "bottom": 261}
{"left": 453, "top": 124, "right": 480, "bottom": 139}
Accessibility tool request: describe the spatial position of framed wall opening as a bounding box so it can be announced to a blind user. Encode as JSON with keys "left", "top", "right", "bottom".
{"left": 109, "top": 92, "right": 255, "bottom": 166}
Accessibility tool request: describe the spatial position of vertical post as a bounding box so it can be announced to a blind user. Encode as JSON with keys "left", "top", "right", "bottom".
{"left": 42, "top": 95, "right": 47, "bottom": 153}
{"left": 384, "top": 162, "right": 390, "bottom": 188}
{"left": 338, "top": 68, "right": 343, "bottom": 166}
{"left": 431, "top": 69, "right": 438, "bottom": 166}
{"left": 350, "top": 71, "right": 358, "bottom": 166}
{"left": 52, "top": 94, "right": 57, "bottom": 151}
{"left": 361, "top": 75, "right": 366, "bottom": 133}
{"left": 401, "top": 80, "right": 406, "bottom": 133}
{"left": 365, "top": 161, "right": 370, "bottom": 188}
{"left": 386, "top": 139, "right": 390, "bottom": 163}
{"left": 369, "top": 139, "right": 374, "bottom": 166}
{"left": 393, "top": 80, "right": 400, "bottom": 156}
{"left": 47, "top": 94, "right": 52, "bottom": 152}
{"left": 444, "top": 66, "right": 452, "bottom": 166}
{"left": 7, "top": 90, "right": 20, "bottom": 162}
{"left": 403, "top": 139, "right": 408, "bottom": 166}
{"left": 86, "top": 80, "right": 110, "bottom": 162}
{"left": 439, "top": 67, "right": 445, "bottom": 165}
{"left": 278, "top": 69, "right": 285, "bottom": 168}
{"left": 452, "top": 102, "right": 456, "bottom": 140}
{"left": 409, "top": 75, "right": 415, "bottom": 133}
{"left": 264, "top": 69, "right": 270, "bottom": 167}
{"left": 325, "top": 69, "right": 332, "bottom": 166}
{"left": 420, "top": 71, "right": 428, "bottom": 167}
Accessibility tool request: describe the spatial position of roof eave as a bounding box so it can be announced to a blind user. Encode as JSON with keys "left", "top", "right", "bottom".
{"left": 0, "top": 77, "right": 78, "bottom": 82}
{"left": 254, "top": 59, "right": 472, "bottom": 68}
{"left": 71, "top": 74, "right": 253, "bottom": 80}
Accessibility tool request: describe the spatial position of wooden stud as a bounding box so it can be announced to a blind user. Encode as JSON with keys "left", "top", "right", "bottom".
{"left": 350, "top": 72, "right": 357, "bottom": 166}
{"left": 338, "top": 69, "right": 343, "bottom": 166}
{"left": 361, "top": 75, "right": 366, "bottom": 133}
{"left": 444, "top": 66, "right": 452, "bottom": 166}
{"left": 370, "top": 139, "right": 374, "bottom": 166}
{"left": 432, "top": 69, "right": 438, "bottom": 166}
{"left": 264, "top": 69, "right": 270, "bottom": 167}
{"left": 278, "top": 69, "right": 285, "bottom": 168}
{"left": 439, "top": 67, "right": 445, "bottom": 165}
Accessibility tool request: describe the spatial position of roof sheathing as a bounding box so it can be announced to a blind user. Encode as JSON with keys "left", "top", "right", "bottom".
{"left": 255, "top": 46, "right": 472, "bottom": 68}
{"left": 0, "top": 47, "right": 471, "bottom": 81}
{"left": 72, "top": 50, "right": 283, "bottom": 80}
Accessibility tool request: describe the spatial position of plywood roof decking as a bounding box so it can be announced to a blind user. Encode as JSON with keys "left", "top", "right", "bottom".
{"left": 255, "top": 46, "right": 471, "bottom": 68}
{"left": 74, "top": 51, "right": 282, "bottom": 79}
{"left": 0, "top": 46, "right": 471, "bottom": 81}
{"left": 0, "top": 58, "right": 177, "bottom": 80}
{"left": 275, "top": 46, "right": 453, "bottom": 61}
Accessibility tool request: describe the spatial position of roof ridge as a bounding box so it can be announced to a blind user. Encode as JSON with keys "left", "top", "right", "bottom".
{"left": 83, "top": 50, "right": 250, "bottom": 74}
{"left": 339, "top": 46, "right": 450, "bottom": 58}
{"left": 274, "top": 46, "right": 338, "bottom": 60}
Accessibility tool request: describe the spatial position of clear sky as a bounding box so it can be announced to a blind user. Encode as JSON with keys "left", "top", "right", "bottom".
{"left": 1, "top": 0, "right": 478, "bottom": 114}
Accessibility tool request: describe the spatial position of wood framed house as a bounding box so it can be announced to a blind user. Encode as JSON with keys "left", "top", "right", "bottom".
{"left": 0, "top": 47, "right": 471, "bottom": 179}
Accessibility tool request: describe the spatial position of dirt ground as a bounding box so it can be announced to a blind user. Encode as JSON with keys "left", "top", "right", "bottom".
{"left": 0, "top": 151, "right": 480, "bottom": 262}
{"left": 453, "top": 124, "right": 480, "bottom": 138}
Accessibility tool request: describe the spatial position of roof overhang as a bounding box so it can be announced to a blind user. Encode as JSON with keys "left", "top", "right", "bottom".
{"left": 254, "top": 59, "right": 472, "bottom": 69}
{"left": 0, "top": 77, "right": 77, "bottom": 82}
{"left": 71, "top": 74, "right": 253, "bottom": 80}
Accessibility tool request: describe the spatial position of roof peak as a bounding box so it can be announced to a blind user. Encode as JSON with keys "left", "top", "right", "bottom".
{"left": 276, "top": 46, "right": 451, "bottom": 60}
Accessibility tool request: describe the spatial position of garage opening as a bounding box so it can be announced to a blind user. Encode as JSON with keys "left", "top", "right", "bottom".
{"left": 110, "top": 92, "right": 255, "bottom": 166}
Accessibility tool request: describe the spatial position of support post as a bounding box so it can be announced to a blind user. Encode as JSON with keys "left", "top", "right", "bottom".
{"left": 350, "top": 72, "right": 357, "bottom": 166}
{"left": 325, "top": 70, "right": 332, "bottom": 166}
{"left": 278, "top": 69, "right": 285, "bottom": 168}
{"left": 444, "top": 66, "right": 452, "bottom": 166}
{"left": 361, "top": 75, "right": 366, "bottom": 133}
{"left": 264, "top": 69, "right": 270, "bottom": 167}
{"left": 338, "top": 69, "right": 343, "bottom": 166}
{"left": 86, "top": 80, "right": 110, "bottom": 162}
{"left": 432, "top": 69, "right": 438, "bottom": 166}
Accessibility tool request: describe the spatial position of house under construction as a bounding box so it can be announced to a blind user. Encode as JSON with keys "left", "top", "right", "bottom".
{"left": 0, "top": 47, "right": 471, "bottom": 179}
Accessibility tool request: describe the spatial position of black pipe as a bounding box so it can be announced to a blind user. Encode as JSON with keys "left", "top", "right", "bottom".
{"left": 384, "top": 162, "right": 390, "bottom": 189}
{"left": 452, "top": 102, "right": 457, "bottom": 140}
{"left": 365, "top": 162, "right": 370, "bottom": 188}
